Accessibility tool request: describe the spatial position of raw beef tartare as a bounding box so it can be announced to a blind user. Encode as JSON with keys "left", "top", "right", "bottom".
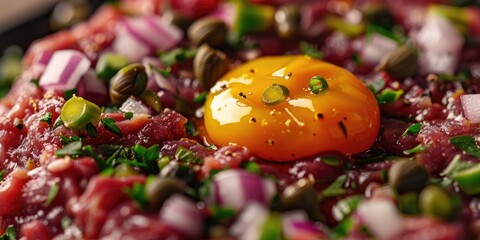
{"left": 1, "top": 0, "right": 480, "bottom": 239}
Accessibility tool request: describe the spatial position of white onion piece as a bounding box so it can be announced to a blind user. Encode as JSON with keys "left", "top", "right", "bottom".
{"left": 113, "top": 16, "right": 183, "bottom": 62}
{"left": 119, "top": 96, "right": 154, "bottom": 115}
{"left": 39, "top": 50, "right": 91, "bottom": 90}
{"left": 416, "top": 14, "right": 464, "bottom": 74}
{"left": 210, "top": 169, "right": 276, "bottom": 211}
{"left": 159, "top": 194, "right": 204, "bottom": 239}
{"left": 76, "top": 70, "right": 108, "bottom": 105}
{"left": 230, "top": 203, "right": 269, "bottom": 240}
{"left": 461, "top": 94, "right": 480, "bottom": 124}
{"left": 142, "top": 57, "right": 176, "bottom": 93}
{"left": 360, "top": 34, "right": 397, "bottom": 65}
{"left": 357, "top": 199, "right": 403, "bottom": 240}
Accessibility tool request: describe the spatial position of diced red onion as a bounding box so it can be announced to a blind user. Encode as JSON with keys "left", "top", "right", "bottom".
{"left": 359, "top": 34, "right": 397, "bottom": 65}
{"left": 210, "top": 3, "right": 235, "bottom": 28}
{"left": 357, "top": 199, "right": 403, "bottom": 240}
{"left": 209, "top": 169, "right": 276, "bottom": 211}
{"left": 33, "top": 51, "right": 53, "bottom": 66}
{"left": 461, "top": 94, "right": 480, "bottom": 124}
{"left": 415, "top": 14, "right": 464, "bottom": 74}
{"left": 39, "top": 50, "right": 91, "bottom": 90}
{"left": 113, "top": 16, "right": 183, "bottom": 62}
{"left": 230, "top": 203, "right": 269, "bottom": 240}
{"left": 119, "top": 96, "right": 154, "bottom": 115}
{"left": 142, "top": 56, "right": 176, "bottom": 93}
{"left": 159, "top": 194, "right": 204, "bottom": 239}
{"left": 76, "top": 70, "right": 108, "bottom": 105}
{"left": 282, "top": 211, "right": 325, "bottom": 239}
{"left": 300, "top": 1, "right": 327, "bottom": 37}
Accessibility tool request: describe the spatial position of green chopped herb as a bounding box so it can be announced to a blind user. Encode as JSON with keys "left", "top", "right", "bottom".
{"left": 450, "top": 135, "right": 480, "bottom": 157}
{"left": 124, "top": 182, "right": 149, "bottom": 209}
{"left": 185, "top": 120, "right": 199, "bottom": 137}
{"left": 59, "top": 134, "right": 81, "bottom": 145}
{"left": 403, "top": 143, "right": 430, "bottom": 155}
{"left": 61, "top": 217, "right": 72, "bottom": 230}
{"left": 309, "top": 76, "right": 329, "bottom": 94}
{"left": 244, "top": 161, "right": 261, "bottom": 173}
{"left": 132, "top": 144, "right": 160, "bottom": 173}
{"left": 0, "top": 225, "right": 17, "bottom": 240}
{"left": 175, "top": 147, "right": 203, "bottom": 164}
{"left": 376, "top": 88, "right": 404, "bottom": 104}
{"left": 333, "top": 217, "right": 354, "bottom": 238}
{"left": 149, "top": 64, "right": 171, "bottom": 77}
{"left": 366, "top": 24, "right": 406, "bottom": 44}
{"left": 124, "top": 112, "right": 134, "bottom": 120}
{"left": 331, "top": 195, "right": 364, "bottom": 222}
{"left": 211, "top": 206, "right": 237, "bottom": 221}
{"left": 262, "top": 84, "right": 289, "bottom": 105}
{"left": 53, "top": 118, "right": 64, "bottom": 130}
{"left": 101, "top": 118, "right": 123, "bottom": 137}
{"left": 100, "top": 167, "right": 115, "bottom": 177}
{"left": 0, "top": 169, "right": 5, "bottom": 181}
{"left": 322, "top": 156, "right": 341, "bottom": 166}
{"left": 259, "top": 212, "right": 283, "bottom": 240}
{"left": 39, "top": 112, "right": 52, "bottom": 124}
{"left": 44, "top": 182, "right": 59, "bottom": 206}
{"left": 442, "top": 155, "right": 475, "bottom": 177}
{"left": 159, "top": 48, "right": 196, "bottom": 67}
{"left": 367, "top": 78, "right": 386, "bottom": 94}
{"left": 193, "top": 92, "right": 208, "bottom": 104}
{"left": 63, "top": 89, "right": 77, "bottom": 100}
{"left": 56, "top": 141, "right": 83, "bottom": 157}
{"left": 322, "top": 174, "right": 347, "bottom": 197}
{"left": 82, "top": 145, "right": 107, "bottom": 170}
{"left": 402, "top": 123, "right": 422, "bottom": 136}
{"left": 85, "top": 123, "right": 98, "bottom": 138}
{"left": 30, "top": 79, "right": 39, "bottom": 87}
{"left": 300, "top": 41, "right": 324, "bottom": 59}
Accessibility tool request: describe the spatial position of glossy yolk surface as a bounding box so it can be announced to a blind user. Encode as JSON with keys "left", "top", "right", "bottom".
{"left": 204, "top": 55, "right": 380, "bottom": 162}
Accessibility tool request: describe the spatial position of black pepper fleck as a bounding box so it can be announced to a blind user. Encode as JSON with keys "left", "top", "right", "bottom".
{"left": 249, "top": 117, "right": 257, "bottom": 123}
{"left": 250, "top": 69, "right": 255, "bottom": 73}
{"left": 287, "top": 72, "right": 292, "bottom": 77}
{"left": 338, "top": 121, "right": 348, "bottom": 138}
{"left": 239, "top": 92, "right": 247, "bottom": 99}
{"left": 266, "top": 139, "right": 275, "bottom": 146}
{"left": 317, "top": 113, "right": 324, "bottom": 119}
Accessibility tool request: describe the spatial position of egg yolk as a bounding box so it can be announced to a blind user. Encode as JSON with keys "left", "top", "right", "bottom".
{"left": 204, "top": 55, "right": 380, "bottom": 162}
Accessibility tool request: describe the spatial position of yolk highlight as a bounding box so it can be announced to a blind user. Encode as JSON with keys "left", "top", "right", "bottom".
{"left": 204, "top": 55, "right": 380, "bottom": 162}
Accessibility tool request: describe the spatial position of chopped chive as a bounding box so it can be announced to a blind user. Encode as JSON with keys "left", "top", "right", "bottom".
{"left": 403, "top": 143, "right": 430, "bottom": 155}
{"left": 101, "top": 118, "right": 123, "bottom": 137}
{"left": 52, "top": 118, "right": 64, "bottom": 130}
{"left": 300, "top": 41, "right": 324, "bottom": 59}
{"left": 376, "top": 88, "right": 404, "bottom": 104}
{"left": 309, "top": 76, "right": 329, "bottom": 94}
{"left": 402, "top": 123, "right": 422, "bottom": 137}
{"left": 39, "top": 112, "right": 52, "bottom": 125}
{"left": 244, "top": 161, "right": 261, "bottom": 173}
{"left": 450, "top": 135, "right": 480, "bottom": 157}
{"left": 0, "top": 169, "right": 5, "bottom": 181}
{"left": 55, "top": 141, "right": 83, "bottom": 157}
{"left": 262, "top": 84, "right": 289, "bottom": 105}
{"left": 185, "top": 120, "right": 198, "bottom": 137}
{"left": 175, "top": 147, "right": 203, "bottom": 164}
{"left": 322, "top": 174, "right": 347, "bottom": 197}
{"left": 124, "top": 112, "right": 134, "bottom": 120}
{"left": 44, "top": 182, "right": 59, "bottom": 206}
{"left": 193, "top": 92, "right": 208, "bottom": 104}
{"left": 85, "top": 123, "right": 98, "bottom": 138}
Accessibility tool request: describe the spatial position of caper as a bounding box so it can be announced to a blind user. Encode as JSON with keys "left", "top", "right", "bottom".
{"left": 162, "top": 10, "right": 193, "bottom": 31}
{"left": 419, "top": 185, "right": 454, "bottom": 220}
{"left": 188, "top": 17, "right": 228, "bottom": 47}
{"left": 388, "top": 159, "right": 428, "bottom": 194}
{"left": 274, "top": 4, "right": 300, "bottom": 39}
{"left": 139, "top": 89, "right": 162, "bottom": 113}
{"left": 145, "top": 177, "right": 186, "bottom": 208}
{"left": 110, "top": 64, "right": 148, "bottom": 105}
{"left": 398, "top": 192, "right": 420, "bottom": 215}
{"left": 376, "top": 45, "right": 418, "bottom": 80}
{"left": 194, "top": 44, "right": 230, "bottom": 90}
{"left": 114, "top": 163, "right": 140, "bottom": 177}
{"left": 281, "top": 178, "right": 317, "bottom": 215}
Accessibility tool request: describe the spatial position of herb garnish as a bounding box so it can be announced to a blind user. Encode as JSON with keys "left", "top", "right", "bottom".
{"left": 85, "top": 123, "right": 98, "bottom": 138}
{"left": 124, "top": 112, "right": 133, "bottom": 120}
{"left": 124, "top": 182, "right": 149, "bottom": 209}
{"left": 132, "top": 144, "right": 160, "bottom": 173}
{"left": 450, "top": 135, "right": 480, "bottom": 157}
{"left": 175, "top": 147, "right": 203, "bottom": 164}
{"left": 376, "top": 88, "right": 403, "bottom": 104}
{"left": 44, "top": 182, "right": 59, "bottom": 206}
{"left": 0, "top": 169, "right": 5, "bottom": 181}
{"left": 300, "top": 41, "right": 324, "bottom": 59}
{"left": 53, "top": 118, "right": 64, "bottom": 130}
{"left": 403, "top": 143, "right": 430, "bottom": 155}
{"left": 309, "top": 76, "right": 329, "bottom": 94}
{"left": 101, "top": 118, "right": 123, "bottom": 137}
{"left": 39, "top": 112, "right": 52, "bottom": 124}
{"left": 192, "top": 92, "right": 208, "bottom": 104}
{"left": 322, "top": 174, "right": 347, "bottom": 197}
{"left": 185, "top": 120, "right": 199, "bottom": 137}
{"left": 402, "top": 123, "right": 422, "bottom": 136}
{"left": 55, "top": 141, "right": 83, "bottom": 157}
{"left": 158, "top": 48, "right": 196, "bottom": 67}
{"left": 0, "top": 225, "right": 17, "bottom": 240}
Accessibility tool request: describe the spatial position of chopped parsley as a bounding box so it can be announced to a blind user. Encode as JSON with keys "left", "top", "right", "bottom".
{"left": 376, "top": 88, "right": 404, "bottom": 104}
{"left": 53, "top": 118, "right": 64, "bottom": 130}
{"left": 0, "top": 225, "right": 17, "bottom": 240}
{"left": 124, "top": 182, "right": 148, "bottom": 209}
{"left": 175, "top": 147, "right": 203, "bottom": 164}
{"left": 322, "top": 174, "right": 347, "bottom": 197}
{"left": 450, "top": 135, "right": 480, "bottom": 157}
{"left": 300, "top": 41, "right": 324, "bottom": 59}
{"left": 39, "top": 112, "right": 52, "bottom": 124}
{"left": 44, "top": 182, "right": 59, "bottom": 206}
{"left": 132, "top": 144, "right": 160, "bottom": 173}
{"left": 403, "top": 143, "right": 430, "bottom": 155}
{"left": 85, "top": 123, "right": 98, "bottom": 138}
{"left": 192, "top": 92, "right": 208, "bottom": 104}
{"left": 101, "top": 118, "right": 123, "bottom": 137}
{"left": 184, "top": 120, "right": 198, "bottom": 137}
{"left": 402, "top": 123, "right": 422, "bottom": 136}
{"left": 124, "top": 112, "right": 134, "bottom": 120}
{"left": 59, "top": 134, "right": 81, "bottom": 145}
{"left": 158, "top": 48, "right": 196, "bottom": 67}
{"left": 63, "top": 89, "right": 77, "bottom": 100}
{"left": 244, "top": 161, "right": 261, "bottom": 173}
{"left": 55, "top": 141, "right": 83, "bottom": 157}
{"left": 309, "top": 76, "right": 329, "bottom": 94}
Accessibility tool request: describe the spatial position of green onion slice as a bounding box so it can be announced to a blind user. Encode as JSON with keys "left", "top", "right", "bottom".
{"left": 309, "top": 76, "right": 329, "bottom": 94}
{"left": 60, "top": 96, "right": 101, "bottom": 132}
{"left": 262, "top": 84, "right": 289, "bottom": 105}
